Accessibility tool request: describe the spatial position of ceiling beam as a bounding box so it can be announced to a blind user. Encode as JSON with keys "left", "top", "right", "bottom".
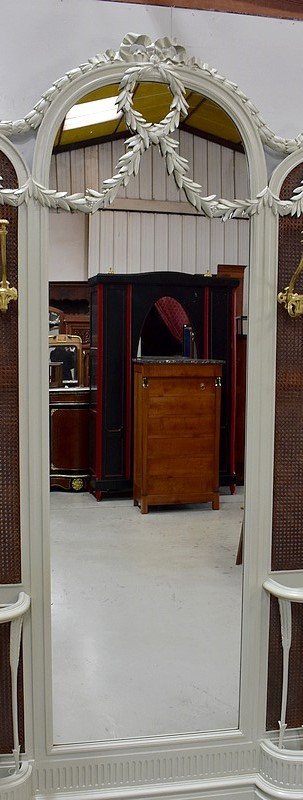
{"left": 183, "top": 96, "right": 208, "bottom": 124}
{"left": 180, "top": 123, "right": 244, "bottom": 152}
{"left": 53, "top": 125, "right": 244, "bottom": 155}
{"left": 104, "top": 0, "right": 303, "bottom": 20}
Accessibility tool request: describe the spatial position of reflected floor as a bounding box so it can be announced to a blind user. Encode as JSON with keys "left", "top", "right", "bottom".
{"left": 51, "top": 491, "right": 244, "bottom": 744}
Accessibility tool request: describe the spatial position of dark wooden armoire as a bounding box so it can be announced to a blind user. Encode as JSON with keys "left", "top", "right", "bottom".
{"left": 88, "top": 271, "right": 238, "bottom": 499}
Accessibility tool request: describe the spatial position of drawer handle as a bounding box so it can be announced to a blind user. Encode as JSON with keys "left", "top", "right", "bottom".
{"left": 215, "top": 377, "right": 221, "bottom": 388}
{"left": 200, "top": 382, "right": 206, "bottom": 390}
{"left": 142, "top": 377, "right": 149, "bottom": 388}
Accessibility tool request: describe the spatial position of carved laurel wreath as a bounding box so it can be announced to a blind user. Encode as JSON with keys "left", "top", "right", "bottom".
{"left": 0, "top": 33, "right": 302, "bottom": 218}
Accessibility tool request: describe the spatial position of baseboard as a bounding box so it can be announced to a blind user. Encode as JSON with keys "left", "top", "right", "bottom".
{"left": 34, "top": 776, "right": 256, "bottom": 800}
{"left": 0, "top": 763, "right": 32, "bottom": 800}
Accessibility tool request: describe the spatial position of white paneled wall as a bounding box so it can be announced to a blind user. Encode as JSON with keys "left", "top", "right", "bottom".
{"left": 49, "top": 212, "right": 88, "bottom": 282}
{"left": 50, "top": 131, "right": 250, "bottom": 282}
{"left": 52, "top": 131, "right": 249, "bottom": 201}
{"left": 86, "top": 210, "right": 249, "bottom": 277}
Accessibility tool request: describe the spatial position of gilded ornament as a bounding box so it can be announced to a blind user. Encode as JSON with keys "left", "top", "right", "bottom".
{"left": 0, "top": 220, "right": 18, "bottom": 313}
{"left": 71, "top": 478, "right": 84, "bottom": 492}
{"left": 278, "top": 244, "right": 303, "bottom": 318}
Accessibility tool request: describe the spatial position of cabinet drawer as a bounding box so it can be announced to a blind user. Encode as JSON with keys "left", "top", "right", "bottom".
{"left": 147, "top": 475, "right": 214, "bottom": 496}
{"left": 147, "top": 434, "right": 214, "bottom": 458}
{"left": 147, "top": 377, "right": 216, "bottom": 396}
{"left": 148, "top": 414, "right": 216, "bottom": 436}
{"left": 147, "top": 394, "right": 214, "bottom": 418}
{"left": 147, "top": 454, "right": 214, "bottom": 477}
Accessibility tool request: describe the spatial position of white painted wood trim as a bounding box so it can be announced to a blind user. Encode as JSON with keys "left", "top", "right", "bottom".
{"left": 0, "top": 593, "right": 30, "bottom": 771}
{"left": 8, "top": 39, "right": 303, "bottom": 800}
{"left": 264, "top": 577, "right": 303, "bottom": 602}
{"left": 0, "top": 33, "right": 301, "bottom": 158}
{"left": 0, "top": 763, "right": 32, "bottom": 800}
{"left": 32, "top": 48, "right": 270, "bottom": 759}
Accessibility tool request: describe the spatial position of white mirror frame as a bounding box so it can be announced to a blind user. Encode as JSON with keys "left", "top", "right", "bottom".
{"left": 1, "top": 34, "right": 303, "bottom": 800}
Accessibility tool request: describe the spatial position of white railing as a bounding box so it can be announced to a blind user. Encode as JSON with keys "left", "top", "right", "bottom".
{"left": 0, "top": 593, "right": 30, "bottom": 773}
{"left": 263, "top": 573, "right": 303, "bottom": 749}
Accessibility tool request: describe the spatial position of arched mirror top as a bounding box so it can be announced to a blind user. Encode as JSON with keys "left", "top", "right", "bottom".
{"left": 0, "top": 34, "right": 302, "bottom": 218}
{"left": 32, "top": 33, "right": 268, "bottom": 203}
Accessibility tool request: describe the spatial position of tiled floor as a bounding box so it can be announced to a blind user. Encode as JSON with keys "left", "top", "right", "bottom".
{"left": 50, "top": 491, "right": 244, "bottom": 744}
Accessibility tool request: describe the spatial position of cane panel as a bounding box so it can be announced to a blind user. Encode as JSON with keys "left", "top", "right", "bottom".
{"left": 0, "top": 156, "right": 20, "bottom": 583}
{"left": 266, "top": 162, "right": 303, "bottom": 730}
{"left": 0, "top": 152, "right": 24, "bottom": 752}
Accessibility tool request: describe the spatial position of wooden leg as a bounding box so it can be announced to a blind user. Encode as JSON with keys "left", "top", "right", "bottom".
{"left": 230, "top": 484, "right": 236, "bottom": 495}
{"left": 212, "top": 495, "right": 220, "bottom": 510}
{"left": 133, "top": 498, "right": 138, "bottom": 506}
{"left": 140, "top": 498, "right": 148, "bottom": 514}
{"left": 94, "top": 490, "right": 103, "bottom": 502}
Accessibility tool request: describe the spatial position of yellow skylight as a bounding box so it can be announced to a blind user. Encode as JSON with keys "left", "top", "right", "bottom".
{"left": 63, "top": 96, "right": 121, "bottom": 131}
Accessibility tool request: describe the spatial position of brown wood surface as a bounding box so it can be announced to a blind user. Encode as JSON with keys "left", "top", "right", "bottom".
{"left": 145, "top": 477, "right": 214, "bottom": 494}
{"left": 63, "top": 314, "right": 90, "bottom": 345}
{"left": 49, "top": 281, "right": 90, "bottom": 304}
{"left": 147, "top": 434, "right": 214, "bottom": 457}
{"left": 51, "top": 408, "right": 90, "bottom": 470}
{"left": 217, "top": 265, "right": 247, "bottom": 485}
{"left": 235, "top": 334, "right": 246, "bottom": 483}
{"left": 147, "top": 413, "right": 215, "bottom": 435}
{"left": 147, "top": 394, "right": 215, "bottom": 417}
{"left": 133, "top": 361, "right": 222, "bottom": 512}
{"left": 49, "top": 389, "right": 90, "bottom": 482}
{"left": 106, "top": 0, "right": 303, "bottom": 18}
{"left": 217, "top": 265, "right": 246, "bottom": 319}
{"left": 147, "top": 375, "right": 216, "bottom": 396}
{"left": 147, "top": 454, "right": 215, "bottom": 476}
{"left": 49, "top": 389, "right": 90, "bottom": 403}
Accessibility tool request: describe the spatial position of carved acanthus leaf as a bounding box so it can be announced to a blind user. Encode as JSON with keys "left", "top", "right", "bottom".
{"left": 0, "top": 32, "right": 301, "bottom": 156}
{"left": 0, "top": 174, "right": 301, "bottom": 220}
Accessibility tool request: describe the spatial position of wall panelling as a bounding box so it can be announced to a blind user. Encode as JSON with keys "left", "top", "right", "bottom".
{"left": 50, "top": 131, "right": 250, "bottom": 279}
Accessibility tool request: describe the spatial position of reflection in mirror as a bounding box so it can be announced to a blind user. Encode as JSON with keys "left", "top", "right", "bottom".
{"left": 48, "top": 80, "right": 247, "bottom": 744}
{"left": 139, "top": 296, "right": 192, "bottom": 358}
{"left": 49, "top": 334, "right": 83, "bottom": 384}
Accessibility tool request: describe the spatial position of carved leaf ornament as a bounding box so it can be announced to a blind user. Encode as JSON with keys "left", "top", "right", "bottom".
{"left": 0, "top": 32, "right": 302, "bottom": 218}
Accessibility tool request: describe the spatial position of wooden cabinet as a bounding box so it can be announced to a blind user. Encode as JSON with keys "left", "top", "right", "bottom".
{"left": 217, "top": 264, "right": 246, "bottom": 318}
{"left": 50, "top": 387, "right": 90, "bottom": 491}
{"left": 89, "top": 272, "right": 238, "bottom": 500}
{"left": 133, "top": 359, "right": 223, "bottom": 514}
{"left": 217, "top": 265, "right": 247, "bottom": 485}
{"left": 235, "top": 330, "right": 247, "bottom": 484}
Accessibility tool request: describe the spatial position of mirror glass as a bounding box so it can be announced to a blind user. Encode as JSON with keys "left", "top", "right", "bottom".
{"left": 48, "top": 81, "right": 247, "bottom": 744}
{"left": 139, "top": 297, "right": 193, "bottom": 357}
